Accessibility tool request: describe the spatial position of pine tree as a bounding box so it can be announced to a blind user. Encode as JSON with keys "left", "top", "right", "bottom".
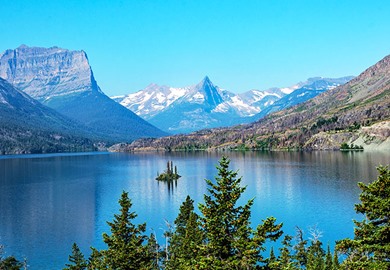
{"left": 279, "top": 235, "right": 297, "bottom": 269}
{"left": 0, "top": 244, "right": 23, "bottom": 270}
{"left": 101, "top": 191, "right": 152, "bottom": 269}
{"left": 332, "top": 251, "right": 340, "bottom": 270}
{"left": 145, "top": 233, "right": 160, "bottom": 270}
{"left": 324, "top": 245, "right": 333, "bottom": 270}
{"left": 64, "top": 243, "right": 87, "bottom": 270}
{"left": 306, "top": 227, "right": 325, "bottom": 270}
{"left": 293, "top": 227, "right": 307, "bottom": 268}
{"left": 267, "top": 247, "right": 278, "bottom": 269}
{"left": 198, "top": 156, "right": 283, "bottom": 268}
{"left": 336, "top": 166, "right": 390, "bottom": 269}
{"left": 166, "top": 196, "right": 203, "bottom": 269}
{"left": 87, "top": 248, "right": 104, "bottom": 270}
{"left": 0, "top": 256, "right": 23, "bottom": 270}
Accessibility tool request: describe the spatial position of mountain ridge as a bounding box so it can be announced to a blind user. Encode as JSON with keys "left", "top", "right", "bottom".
{"left": 0, "top": 78, "right": 101, "bottom": 154}
{"left": 110, "top": 54, "right": 390, "bottom": 152}
{"left": 114, "top": 76, "right": 353, "bottom": 133}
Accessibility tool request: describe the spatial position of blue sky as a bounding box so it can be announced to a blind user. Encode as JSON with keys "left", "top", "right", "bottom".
{"left": 1, "top": 0, "right": 389, "bottom": 95}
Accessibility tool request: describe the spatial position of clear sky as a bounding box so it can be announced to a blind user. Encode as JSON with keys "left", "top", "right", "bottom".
{"left": 1, "top": 0, "right": 389, "bottom": 96}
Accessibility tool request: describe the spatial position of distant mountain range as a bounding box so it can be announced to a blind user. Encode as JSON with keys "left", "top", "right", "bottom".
{"left": 0, "top": 45, "right": 167, "bottom": 143}
{"left": 113, "top": 76, "right": 353, "bottom": 133}
{"left": 0, "top": 45, "right": 388, "bottom": 154}
{"left": 112, "top": 54, "right": 390, "bottom": 152}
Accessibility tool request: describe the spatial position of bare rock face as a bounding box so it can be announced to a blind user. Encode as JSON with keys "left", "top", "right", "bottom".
{"left": 0, "top": 45, "right": 167, "bottom": 142}
{"left": 0, "top": 45, "right": 101, "bottom": 101}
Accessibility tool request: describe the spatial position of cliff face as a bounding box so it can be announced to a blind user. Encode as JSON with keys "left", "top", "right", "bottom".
{"left": 0, "top": 45, "right": 101, "bottom": 101}
{"left": 0, "top": 45, "right": 167, "bottom": 142}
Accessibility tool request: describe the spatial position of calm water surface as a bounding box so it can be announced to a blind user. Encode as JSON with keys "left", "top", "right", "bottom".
{"left": 0, "top": 151, "right": 389, "bottom": 269}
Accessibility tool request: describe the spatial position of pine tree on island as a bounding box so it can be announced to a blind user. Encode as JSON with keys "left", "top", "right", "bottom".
{"left": 156, "top": 161, "right": 181, "bottom": 181}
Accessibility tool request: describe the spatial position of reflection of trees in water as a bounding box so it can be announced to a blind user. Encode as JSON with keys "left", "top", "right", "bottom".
{"left": 158, "top": 179, "right": 178, "bottom": 194}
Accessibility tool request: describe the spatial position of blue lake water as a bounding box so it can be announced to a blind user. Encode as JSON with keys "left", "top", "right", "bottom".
{"left": 0, "top": 151, "right": 389, "bottom": 269}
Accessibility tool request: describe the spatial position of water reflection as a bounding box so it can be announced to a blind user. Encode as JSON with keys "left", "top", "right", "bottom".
{"left": 0, "top": 151, "right": 389, "bottom": 269}
{"left": 157, "top": 179, "right": 178, "bottom": 195}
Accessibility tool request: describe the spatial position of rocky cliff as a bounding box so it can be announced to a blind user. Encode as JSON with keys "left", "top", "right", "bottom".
{"left": 0, "top": 45, "right": 101, "bottom": 101}
{"left": 0, "top": 45, "right": 167, "bottom": 142}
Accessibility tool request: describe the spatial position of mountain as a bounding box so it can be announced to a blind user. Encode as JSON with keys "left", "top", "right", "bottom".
{"left": 111, "top": 55, "right": 390, "bottom": 152}
{"left": 115, "top": 76, "right": 245, "bottom": 133}
{"left": 251, "top": 76, "right": 354, "bottom": 120}
{"left": 0, "top": 45, "right": 167, "bottom": 142}
{"left": 0, "top": 78, "right": 99, "bottom": 154}
{"left": 114, "top": 76, "right": 353, "bottom": 133}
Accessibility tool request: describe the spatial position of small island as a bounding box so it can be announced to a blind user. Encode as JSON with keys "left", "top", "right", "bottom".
{"left": 156, "top": 161, "right": 181, "bottom": 181}
{"left": 340, "top": 142, "right": 364, "bottom": 151}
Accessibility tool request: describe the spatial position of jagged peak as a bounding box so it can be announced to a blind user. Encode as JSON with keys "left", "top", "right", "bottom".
{"left": 194, "top": 75, "right": 215, "bottom": 90}
{"left": 203, "top": 75, "right": 211, "bottom": 82}
{"left": 17, "top": 44, "right": 29, "bottom": 49}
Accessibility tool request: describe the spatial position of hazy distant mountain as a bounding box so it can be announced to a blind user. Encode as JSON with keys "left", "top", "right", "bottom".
{"left": 114, "top": 76, "right": 353, "bottom": 133}
{"left": 0, "top": 45, "right": 167, "bottom": 142}
{"left": 112, "top": 55, "right": 390, "bottom": 152}
{"left": 0, "top": 78, "right": 98, "bottom": 154}
{"left": 251, "top": 76, "right": 354, "bottom": 120}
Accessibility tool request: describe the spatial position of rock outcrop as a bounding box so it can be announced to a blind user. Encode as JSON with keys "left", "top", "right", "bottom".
{"left": 0, "top": 45, "right": 101, "bottom": 101}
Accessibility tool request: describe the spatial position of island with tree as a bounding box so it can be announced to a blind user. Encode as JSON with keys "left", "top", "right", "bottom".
{"left": 156, "top": 161, "right": 181, "bottom": 182}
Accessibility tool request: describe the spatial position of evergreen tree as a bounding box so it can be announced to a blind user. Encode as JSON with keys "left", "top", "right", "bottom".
{"left": 306, "top": 227, "right": 325, "bottom": 270}
{"left": 293, "top": 227, "right": 307, "bottom": 268}
{"left": 0, "top": 256, "right": 23, "bottom": 270}
{"left": 267, "top": 247, "right": 278, "bottom": 269}
{"left": 101, "top": 191, "right": 152, "bottom": 269}
{"left": 332, "top": 251, "right": 340, "bottom": 270}
{"left": 145, "top": 233, "right": 160, "bottom": 270}
{"left": 279, "top": 235, "right": 297, "bottom": 269}
{"left": 324, "top": 245, "right": 333, "bottom": 270}
{"left": 63, "top": 243, "right": 87, "bottom": 270}
{"left": 0, "top": 244, "right": 23, "bottom": 270}
{"left": 336, "top": 166, "right": 390, "bottom": 269}
{"left": 87, "top": 247, "right": 105, "bottom": 270}
{"left": 166, "top": 196, "right": 203, "bottom": 269}
{"left": 198, "top": 156, "right": 283, "bottom": 269}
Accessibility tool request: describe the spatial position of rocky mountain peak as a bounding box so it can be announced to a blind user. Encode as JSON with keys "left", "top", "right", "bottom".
{"left": 0, "top": 45, "right": 101, "bottom": 101}
{"left": 193, "top": 76, "right": 223, "bottom": 107}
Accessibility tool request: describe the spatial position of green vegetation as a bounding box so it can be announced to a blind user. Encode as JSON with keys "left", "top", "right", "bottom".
{"left": 63, "top": 243, "right": 87, "bottom": 270}
{"left": 336, "top": 165, "right": 390, "bottom": 269}
{"left": 156, "top": 161, "right": 181, "bottom": 181}
{"left": 340, "top": 142, "right": 364, "bottom": 151}
{"left": 0, "top": 244, "right": 24, "bottom": 270}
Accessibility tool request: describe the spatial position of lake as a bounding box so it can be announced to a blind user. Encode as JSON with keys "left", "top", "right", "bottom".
{"left": 0, "top": 151, "right": 389, "bottom": 269}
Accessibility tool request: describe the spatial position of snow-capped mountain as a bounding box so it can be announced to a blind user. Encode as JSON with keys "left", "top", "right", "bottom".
{"left": 113, "top": 76, "right": 354, "bottom": 134}
{"left": 251, "top": 76, "right": 355, "bottom": 121}
{"left": 112, "top": 83, "right": 189, "bottom": 120}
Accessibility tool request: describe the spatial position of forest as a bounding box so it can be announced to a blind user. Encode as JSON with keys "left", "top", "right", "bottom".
{"left": 1, "top": 158, "right": 389, "bottom": 269}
